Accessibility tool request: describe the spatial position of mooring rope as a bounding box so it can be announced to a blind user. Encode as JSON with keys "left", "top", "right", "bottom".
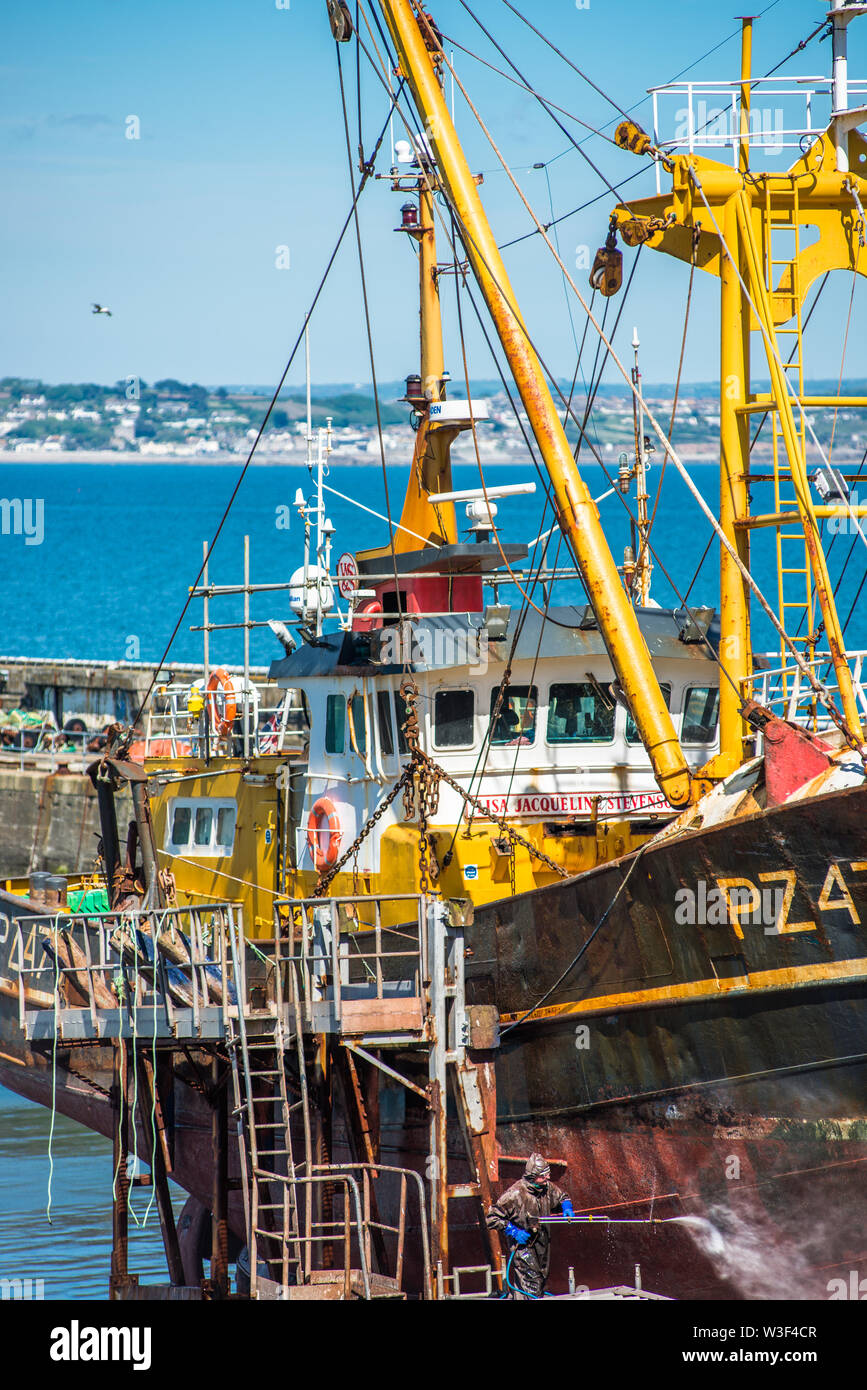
{"left": 45, "top": 920, "right": 59, "bottom": 1225}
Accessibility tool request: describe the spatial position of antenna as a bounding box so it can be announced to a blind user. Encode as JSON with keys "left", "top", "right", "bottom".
{"left": 305, "top": 321, "right": 313, "bottom": 471}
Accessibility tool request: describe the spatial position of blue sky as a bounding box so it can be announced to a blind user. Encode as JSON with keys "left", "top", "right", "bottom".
{"left": 1, "top": 0, "right": 864, "bottom": 390}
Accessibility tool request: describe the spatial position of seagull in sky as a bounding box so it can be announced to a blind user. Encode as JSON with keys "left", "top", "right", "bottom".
{"left": 91, "top": 303, "right": 112, "bottom": 317}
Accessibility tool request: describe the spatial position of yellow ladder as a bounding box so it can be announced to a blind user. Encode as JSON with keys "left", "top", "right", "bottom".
{"left": 763, "top": 184, "right": 815, "bottom": 695}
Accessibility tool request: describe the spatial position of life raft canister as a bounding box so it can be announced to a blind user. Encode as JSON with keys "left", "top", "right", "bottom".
{"left": 306, "top": 797, "right": 342, "bottom": 870}
{"left": 206, "top": 667, "right": 237, "bottom": 740}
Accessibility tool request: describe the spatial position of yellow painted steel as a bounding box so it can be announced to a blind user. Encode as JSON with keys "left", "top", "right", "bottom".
{"left": 712, "top": 195, "right": 752, "bottom": 776}
{"left": 378, "top": 0, "right": 692, "bottom": 807}
{"left": 147, "top": 761, "right": 281, "bottom": 937}
{"left": 613, "top": 114, "right": 867, "bottom": 754}
{"left": 738, "top": 18, "right": 752, "bottom": 176}
{"left": 735, "top": 189, "right": 862, "bottom": 737}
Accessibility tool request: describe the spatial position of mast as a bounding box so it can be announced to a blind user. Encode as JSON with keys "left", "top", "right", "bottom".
{"left": 375, "top": 0, "right": 692, "bottom": 808}
{"left": 390, "top": 168, "right": 459, "bottom": 550}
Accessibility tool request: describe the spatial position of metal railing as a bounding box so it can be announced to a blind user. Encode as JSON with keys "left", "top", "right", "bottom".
{"left": 143, "top": 682, "right": 308, "bottom": 759}
{"left": 748, "top": 650, "right": 867, "bottom": 732}
{"left": 251, "top": 1163, "right": 431, "bottom": 1300}
{"left": 270, "top": 894, "right": 430, "bottom": 1034}
{"left": 649, "top": 75, "right": 867, "bottom": 190}
{"left": 14, "top": 902, "right": 240, "bottom": 1042}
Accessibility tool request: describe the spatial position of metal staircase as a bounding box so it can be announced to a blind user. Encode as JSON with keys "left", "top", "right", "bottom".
{"left": 225, "top": 893, "right": 498, "bottom": 1299}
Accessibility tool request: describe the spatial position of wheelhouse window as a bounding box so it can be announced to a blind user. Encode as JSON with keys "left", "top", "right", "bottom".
{"left": 490, "top": 685, "right": 537, "bottom": 746}
{"left": 325, "top": 694, "right": 345, "bottom": 755}
{"left": 167, "top": 798, "right": 237, "bottom": 856}
{"left": 625, "top": 684, "right": 671, "bottom": 744}
{"left": 170, "top": 804, "right": 191, "bottom": 848}
{"left": 434, "top": 689, "right": 474, "bottom": 749}
{"left": 682, "top": 686, "right": 720, "bottom": 744}
{"left": 393, "top": 690, "right": 409, "bottom": 754}
{"left": 376, "top": 690, "right": 394, "bottom": 757}
{"left": 193, "top": 806, "right": 213, "bottom": 847}
{"left": 349, "top": 693, "right": 367, "bottom": 758}
{"left": 547, "top": 682, "right": 614, "bottom": 744}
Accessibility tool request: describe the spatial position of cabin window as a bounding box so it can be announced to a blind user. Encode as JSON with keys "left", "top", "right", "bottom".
{"left": 216, "top": 805, "right": 236, "bottom": 849}
{"left": 626, "top": 684, "right": 671, "bottom": 744}
{"left": 349, "top": 693, "right": 367, "bottom": 758}
{"left": 682, "top": 686, "right": 720, "bottom": 743}
{"left": 170, "top": 804, "right": 191, "bottom": 848}
{"left": 194, "top": 806, "right": 213, "bottom": 847}
{"left": 434, "top": 689, "right": 474, "bottom": 749}
{"left": 546, "top": 682, "right": 614, "bottom": 744}
{"left": 490, "top": 685, "right": 537, "bottom": 746}
{"left": 377, "top": 690, "right": 395, "bottom": 757}
{"left": 393, "top": 691, "right": 409, "bottom": 754}
{"left": 167, "top": 798, "right": 237, "bottom": 856}
{"left": 325, "top": 694, "right": 345, "bottom": 755}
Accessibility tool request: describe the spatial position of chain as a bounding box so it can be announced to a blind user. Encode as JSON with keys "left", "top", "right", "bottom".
{"left": 420, "top": 747, "right": 567, "bottom": 879}
{"left": 312, "top": 765, "right": 415, "bottom": 898}
{"left": 313, "top": 678, "right": 568, "bottom": 897}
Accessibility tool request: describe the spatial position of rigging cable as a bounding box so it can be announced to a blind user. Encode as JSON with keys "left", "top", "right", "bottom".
{"left": 453, "top": 0, "right": 639, "bottom": 216}
{"left": 500, "top": 842, "right": 650, "bottom": 1035}
{"left": 496, "top": 0, "right": 822, "bottom": 252}
{"left": 130, "top": 89, "right": 403, "bottom": 729}
{"left": 335, "top": 41, "right": 405, "bottom": 622}
{"left": 428, "top": 33, "right": 859, "bottom": 743}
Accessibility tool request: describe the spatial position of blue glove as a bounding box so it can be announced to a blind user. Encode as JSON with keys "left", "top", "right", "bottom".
{"left": 561, "top": 1199, "right": 575, "bottom": 1222}
{"left": 505, "top": 1221, "right": 531, "bottom": 1246}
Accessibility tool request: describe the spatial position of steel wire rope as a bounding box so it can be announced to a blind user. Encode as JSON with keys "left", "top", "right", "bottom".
{"left": 428, "top": 36, "right": 858, "bottom": 741}
{"left": 451, "top": 0, "right": 641, "bottom": 218}
{"left": 354, "top": 15, "right": 742, "bottom": 708}
{"left": 129, "top": 91, "right": 403, "bottom": 730}
{"left": 335, "top": 42, "right": 406, "bottom": 627}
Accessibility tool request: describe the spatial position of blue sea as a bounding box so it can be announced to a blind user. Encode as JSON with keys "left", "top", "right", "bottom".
{"left": 3, "top": 458, "right": 865, "bottom": 664}
{"left": 0, "top": 1086, "right": 185, "bottom": 1301}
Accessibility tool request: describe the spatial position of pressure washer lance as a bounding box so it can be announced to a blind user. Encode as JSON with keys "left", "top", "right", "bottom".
{"left": 539, "top": 1214, "right": 682, "bottom": 1226}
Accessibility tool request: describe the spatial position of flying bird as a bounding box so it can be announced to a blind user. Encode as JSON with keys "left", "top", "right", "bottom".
{"left": 91, "top": 303, "right": 112, "bottom": 317}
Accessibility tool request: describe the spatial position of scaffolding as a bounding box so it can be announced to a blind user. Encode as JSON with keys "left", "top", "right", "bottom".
{"left": 12, "top": 891, "right": 501, "bottom": 1300}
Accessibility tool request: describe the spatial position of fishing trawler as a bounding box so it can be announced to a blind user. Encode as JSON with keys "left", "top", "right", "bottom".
{"left": 1, "top": 1, "right": 867, "bottom": 1300}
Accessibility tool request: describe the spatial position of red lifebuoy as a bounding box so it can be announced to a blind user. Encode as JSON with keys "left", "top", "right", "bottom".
{"left": 207, "top": 668, "right": 237, "bottom": 740}
{"left": 306, "top": 797, "right": 342, "bottom": 870}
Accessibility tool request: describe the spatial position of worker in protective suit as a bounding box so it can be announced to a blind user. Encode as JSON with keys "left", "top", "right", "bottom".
{"left": 486, "top": 1153, "right": 574, "bottom": 1299}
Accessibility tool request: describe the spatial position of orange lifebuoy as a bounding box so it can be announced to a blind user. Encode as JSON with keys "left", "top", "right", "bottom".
{"left": 307, "top": 797, "right": 342, "bottom": 870}
{"left": 206, "top": 667, "right": 237, "bottom": 740}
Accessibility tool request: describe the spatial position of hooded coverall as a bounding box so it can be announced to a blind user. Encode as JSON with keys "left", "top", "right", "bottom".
{"left": 486, "top": 1176, "right": 571, "bottom": 1299}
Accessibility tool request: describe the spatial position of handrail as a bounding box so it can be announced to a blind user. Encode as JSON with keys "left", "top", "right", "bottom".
{"left": 251, "top": 1170, "right": 371, "bottom": 1300}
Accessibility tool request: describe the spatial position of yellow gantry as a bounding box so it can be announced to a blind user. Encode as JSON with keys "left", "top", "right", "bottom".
{"left": 612, "top": 32, "right": 867, "bottom": 762}
{"left": 377, "top": 0, "right": 693, "bottom": 807}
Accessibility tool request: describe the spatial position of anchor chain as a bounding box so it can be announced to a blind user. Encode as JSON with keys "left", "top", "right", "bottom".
{"left": 313, "top": 679, "right": 568, "bottom": 897}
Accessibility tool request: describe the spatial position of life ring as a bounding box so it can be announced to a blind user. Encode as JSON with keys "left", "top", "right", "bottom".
{"left": 207, "top": 668, "right": 237, "bottom": 740}
{"left": 307, "top": 797, "right": 342, "bottom": 870}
